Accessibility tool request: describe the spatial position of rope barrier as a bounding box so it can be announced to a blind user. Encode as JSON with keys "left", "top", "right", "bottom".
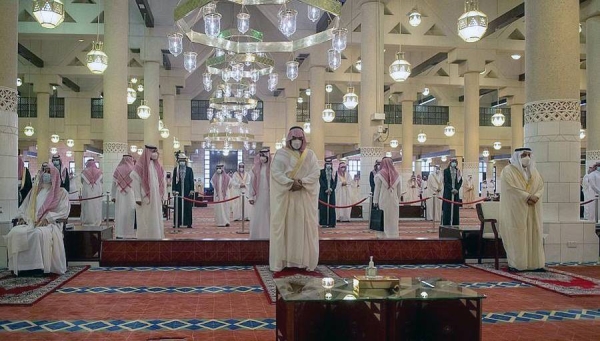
{"left": 182, "top": 195, "right": 240, "bottom": 205}
{"left": 437, "top": 196, "right": 488, "bottom": 205}
{"left": 69, "top": 194, "right": 104, "bottom": 202}
{"left": 318, "top": 197, "right": 368, "bottom": 209}
{"left": 399, "top": 197, "right": 430, "bottom": 205}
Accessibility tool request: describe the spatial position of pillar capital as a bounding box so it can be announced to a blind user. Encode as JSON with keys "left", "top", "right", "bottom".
{"left": 396, "top": 85, "right": 419, "bottom": 102}
{"left": 499, "top": 87, "right": 525, "bottom": 105}
{"left": 448, "top": 49, "right": 494, "bottom": 76}
{"left": 141, "top": 37, "right": 163, "bottom": 63}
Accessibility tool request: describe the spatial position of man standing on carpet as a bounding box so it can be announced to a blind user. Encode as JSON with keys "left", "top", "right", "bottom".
{"left": 335, "top": 159, "right": 351, "bottom": 222}
{"left": 500, "top": 147, "right": 545, "bottom": 271}
{"left": 231, "top": 163, "right": 252, "bottom": 221}
{"left": 51, "top": 155, "right": 70, "bottom": 190}
{"left": 211, "top": 164, "right": 231, "bottom": 227}
{"left": 369, "top": 160, "right": 381, "bottom": 196}
{"left": 319, "top": 159, "right": 337, "bottom": 228}
{"left": 7, "top": 165, "right": 69, "bottom": 275}
{"left": 463, "top": 174, "right": 476, "bottom": 209}
{"left": 270, "top": 126, "right": 320, "bottom": 272}
{"left": 81, "top": 159, "right": 103, "bottom": 226}
{"left": 406, "top": 174, "right": 419, "bottom": 205}
{"left": 132, "top": 145, "right": 165, "bottom": 239}
{"left": 373, "top": 157, "right": 402, "bottom": 238}
{"left": 442, "top": 159, "right": 462, "bottom": 226}
{"left": 17, "top": 154, "right": 32, "bottom": 207}
{"left": 585, "top": 162, "right": 600, "bottom": 223}
{"left": 249, "top": 148, "right": 271, "bottom": 239}
{"left": 426, "top": 165, "right": 443, "bottom": 221}
{"left": 111, "top": 155, "right": 136, "bottom": 239}
{"left": 172, "top": 152, "right": 195, "bottom": 228}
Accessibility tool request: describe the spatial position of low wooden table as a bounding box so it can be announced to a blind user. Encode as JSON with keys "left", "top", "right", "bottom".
{"left": 64, "top": 225, "right": 112, "bottom": 262}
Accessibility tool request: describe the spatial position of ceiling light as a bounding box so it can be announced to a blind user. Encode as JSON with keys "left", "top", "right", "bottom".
{"left": 173, "top": 139, "right": 181, "bottom": 149}
{"left": 493, "top": 141, "right": 502, "bottom": 150}
{"left": 50, "top": 147, "right": 58, "bottom": 155}
{"left": 457, "top": 0, "right": 488, "bottom": 42}
{"left": 326, "top": 84, "right": 333, "bottom": 93}
{"left": 297, "top": 97, "right": 303, "bottom": 104}
{"left": 66, "top": 139, "right": 74, "bottom": 147}
{"left": 237, "top": 12, "right": 250, "bottom": 34}
{"left": 408, "top": 8, "right": 422, "bottom": 27}
{"left": 355, "top": 59, "right": 362, "bottom": 72}
{"left": 482, "top": 149, "right": 490, "bottom": 157}
{"left": 307, "top": 5, "right": 321, "bottom": 22}
{"left": 160, "top": 128, "right": 170, "bottom": 139}
{"left": 580, "top": 129, "right": 586, "bottom": 140}
{"left": 127, "top": 84, "right": 137, "bottom": 104}
{"left": 511, "top": 54, "right": 521, "bottom": 60}
{"left": 305, "top": 88, "right": 311, "bottom": 96}
{"left": 184, "top": 51, "right": 198, "bottom": 73}
{"left": 441, "top": 155, "right": 447, "bottom": 162}
{"left": 390, "top": 139, "right": 399, "bottom": 148}
{"left": 137, "top": 148, "right": 143, "bottom": 155}
{"left": 279, "top": 9, "right": 298, "bottom": 37}
{"left": 491, "top": 108, "right": 506, "bottom": 127}
{"left": 130, "top": 77, "right": 138, "bottom": 84}
{"left": 137, "top": 84, "right": 144, "bottom": 92}
{"left": 303, "top": 121, "right": 311, "bottom": 134}
{"left": 51, "top": 134, "right": 60, "bottom": 143}
{"left": 17, "top": 78, "right": 22, "bottom": 87}
{"left": 130, "top": 145, "right": 137, "bottom": 153}
{"left": 328, "top": 48, "right": 341, "bottom": 70}
{"left": 342, "top": 87, "right": 359, "bottom": 109}
{"left": 24, "top": 125, "right": 35, "bottom": 137}
{"left": 167, "top": 32, "right": 183, "bottom": 57}
{"left": 275, "top": 142, "right": 283, "bottom": 150}
{"left": 422, "top": 87, "right": 430, "bottom": 96}
{"left": 66, "top": 150, "right": 72, "bottom": 157}
{"left": 389, "top": 52, "right": 411, "bottom": 82}
{"left": 86, "top": 41, "right": 108, "bottom": 74}
{"left": 417, "top": 131, "right": 427, "bottom": 143}
{"left": 137, "top": 100, "right": 151, "bottom": 119}
{"left": 286, "top": 61, "right": 299, "bottom": 80}
{"left": 332, "top": 28, "right": 348, "bottom": 52}
{"left": 32, "top": 0, "right": 65, "bottom": 29}
{"left": 444, "top": 123, "right": 456, "bottom": 137}
{"left": 204, "top": 12, "right": 222, "bottom": 37}
{"left": 322, "top": 103, "right": 335, "bottom": 123}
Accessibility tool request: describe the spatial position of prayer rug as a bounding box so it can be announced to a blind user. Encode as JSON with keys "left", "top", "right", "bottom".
{"left": 469, "top": 263, "right": 600, "bottom": 296}
{"left": 254, "top": 265, "right": 340, "bottom": 304}
{"left": 0, "top": 266, "right": 88, "bottom": 306}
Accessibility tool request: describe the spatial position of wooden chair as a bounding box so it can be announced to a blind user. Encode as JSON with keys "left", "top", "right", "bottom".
{"left": 475, "top": 203, "right": 501, "bottom": 270}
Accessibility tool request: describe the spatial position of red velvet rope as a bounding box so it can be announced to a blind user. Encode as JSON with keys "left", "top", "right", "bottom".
{"left": 580, "top": 199, "right": 598, "bottom": 205}
{"left": 69, "top": 194, "right": 104, "bottom": 202}
{"left": 318, "top": 197, "right": 368, "bottom": 209}
{"left": 399, "top": 197, "right": 430, "bottom": 205}
{"left": 182, "top": 195, "right": 240, "bottom": 205}
{"left": 437, "top": 196, "right": 488, "bottom": 205}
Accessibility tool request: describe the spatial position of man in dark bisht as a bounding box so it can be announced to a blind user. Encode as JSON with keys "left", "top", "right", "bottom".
{"left": 172, "top": 152, "right": 195, "bottom": 228}
{"left": 51, "top": 154, "right": 70, "bottom": 191}
{"left": 318, "top": 159, "right": 337, "bottom": 228}
{"left": 442, "top": 158, "right": 462, "bottom": 226}
{"left": 18, "top": 153, "right": 32, "bottom": 206}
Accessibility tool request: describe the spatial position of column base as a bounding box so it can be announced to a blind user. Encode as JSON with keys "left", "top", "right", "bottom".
{"left": 544, "top": 221, "right": 598, "bottom": 264}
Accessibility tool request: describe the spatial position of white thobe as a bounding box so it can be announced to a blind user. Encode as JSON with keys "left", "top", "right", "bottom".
{"left": 249, "top": 167, "right": 270, "bottom": 240}
{"left": 81, "top": 174, "right": 103, "bottom": 226}
{"left": 335, "top": 171, "right": 352, "bottom": 221}
{"left": 211, "top": 175, "right": 230, "bottom": 227}
{"left": 585, "top": 171, "right": 600, "bottom": 223}
{"left": 350, "top": 180, "right": 360, "bottom": 203}
{"left": 270, "top": 148, "right": 320, "bottom": 272}
{"left": 6, "top": 187, "right": 70, "bottom": 275}
{"left": 131, "top": 164, "right": 164, "bottom": 240}
{"left": 426, "top": 174, "right": 443, "bottom": 221}
{"left": 499, "top": 165, "right": 545, "bottom": 271}
{"left": 231, "top": 172, "right": 253, "bottom": 221}
{"left": 111, "top": 181, "right": 136, "bottom": 239}
{"left": 373, "top": 174, "right": 402, "bottom": 238}
{"left": 463, "top": 179, "right": 476, "bottom": 209}
{"left": 406, "top": 179, "right": 419, "bottom": 205}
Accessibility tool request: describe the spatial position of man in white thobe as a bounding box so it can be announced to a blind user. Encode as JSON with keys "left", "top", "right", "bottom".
{"left": 500, "top": 148, "right": 545, "bottom": 271}
{"left": 426, "top": 166, "right": 443, "bottom": 221}
{"left": 81, "top": 159, "right": 103, "bottom": 226}
{"left": 270, "top": 126, "right": 320, "bottom": 272}
{"left": 211, "top": 164, "right": 231, "bottom": 227}
{"left": 111, "top": 155, "right": 136, "bottom": 239}
{"left": 231, "top": 163, "right": 252, "bottom": 221}
{"left": 406, "top": 175, "right": 419, "bottom": 205}
{"left": 583, "top": 165, "right": 598, "bottom": 222}
{"left": 6, "top": 165, "right": 69, "bottom": 275}
{"left": 586, "top": 163, "right": 600, "bottom": 223}
{"left": 463, "top": 175, "right": 476, "bottom": 209}
{"left": 335, "top": 159, "right": 352, "bottom": 222}
{"left": 249, "top": 148, "right": 271, "bottom": 239}
{"left": 131, "top": 145, "right": 165, "bottom": 240}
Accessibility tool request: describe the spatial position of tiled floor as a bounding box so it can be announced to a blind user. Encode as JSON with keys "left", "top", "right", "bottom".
{"left": 3, "top": 264, "right": 600, "bottom": 340}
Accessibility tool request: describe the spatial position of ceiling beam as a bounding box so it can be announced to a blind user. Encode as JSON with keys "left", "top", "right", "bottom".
{"left": 409, "top": 52, "right": 448, "bottom": 78}
{"left": 18, "top": 43, "right": 44, "bottom": 68}
{"left": 61, "top": 77, "right": 81, "bottom": 93}
{"left": 135, "top": 0, "right": 154, "bottom": 27}
{"left": 481, "top": 3, "right": 524, "bottom": 39}
{"left": 458, "top": 89, "right": 495, "bottom": 102}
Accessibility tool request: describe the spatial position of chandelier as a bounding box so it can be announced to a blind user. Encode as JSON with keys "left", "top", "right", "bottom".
{"left": 66, "top": 139, "right": 75, "bottom": 148}
{"left": 422, "top": 87, "right": 430, "bottom": 96}
{"left": 482, "top": 149, "right": 490, "bottom": 157}
{"left": 137, "top": 100, "right": 151, "bottom": 119}
{"left": 493, "top": 141, "right": 502, "bottom": 150}
{"left": 127, "top": 84, "right": 137, "bottom": 104}
{"left": 86, "top": 41, "right": 108, "bottom": 75}
{"left": 66, "top": 150, "right": 73, "bottom": 157}
{"left": 174, "top": 138, "right": 181, "bottom": 149}
{"left": 303, "top": 121, "right": 311, "bottom": 134}
{"left": 51, "top": 134, "right": 60, "bottom": 143}
{"left": 50, "top": 147, "right": 58, "bottom": 155}
{"left": 160, "top": 128, "right": 170, "bottom": 139}
{"left": 390, "top": 139, "right": 399, "bottom": 148}
{"left": 32, "top": 0, "right": 65, "bottom": 29}
{"left": 444, "top": 123, "right": 456, "bottom": 137}
{"left": 441, "top": 155, "right": 447, "bottom": 162}
{"left": 458, "top": 0, "right": 488, "bottom": 43}
{"left": 130, "top": 145, "right": 138, "bottom": 153}
{"left": 408, "top": 8, "right": 422, "bottom": 27}
{"left": 343, "top": 87, "right": 359, "bottom": 110}
{"left": 417, "top": 131, "right": 427, "bottom": 143}
{"left": 168, "top": 33, "right": 183, "bottom": 57}
{"left": 322, "top": 104, "right": 335, "bottom": 123}
{"left": 305, "top": 88, "right": 311, "bottom": 96}
{"left": 24, "top": 125, "right": 35, "bottom": 137}
{"left": 580, "top": 129, "right": 586, "bottom": 140}
{"left": 137, "top": 149, "right": 143, "bottom": 156}
{"left": 355, "top": 59, "right": 362, "bottom": 72}
{"left": 326, "top": 84, "right": 333, "bottom": 93}
{"left": 491, "top": 108, "right": 505, "bottom": 127}
{"left": 184, "top": 51, "right": 198, "bottom": 73}
{"left": 286, "top": 61, "right": 299, "bottom": 81}
{"left": 390, "top": 52, "right": 411, "bottom": 82}
{"left": 275, "top": 141, "right": 283, "bottom": 150}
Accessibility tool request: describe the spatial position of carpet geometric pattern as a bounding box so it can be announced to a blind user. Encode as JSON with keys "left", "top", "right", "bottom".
{"left": 0, "top": 266, "right": 88, "bottom": 306}
{"left": 483, "top": 308, "right": 600, "bottom": 324}
{"left": 57, "top": 285, "right": 263, "bottom": 294}
{"left": 88, "top": 266, "right": 253, "bottom": 272}
{"left": 330, "top": 264, "right": 469, "bottom": 270}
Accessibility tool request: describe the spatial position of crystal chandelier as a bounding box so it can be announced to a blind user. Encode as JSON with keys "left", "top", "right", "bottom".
{"left": 137, "top": 100, "right": 151, "bottom": 119}
{"left": 417, "top": 131, "right": 427, "bottom": 143}
{"left": 268, "top": 73, "right": 279, "bottom": 91}
{"left": 482, "top": 149, "right": 490, "bottom": 157}
{"left": 50, "top": 147, "right": 58, "bottom": 155}
{"left": 322, "top": 104, "right": 335, "bottom": 123}
{"left": 308, "top": 5, "right": 321, "bottom": 22}
{"left": 389, "top": 52, "right": 411, "bottom": 82}
{"left": 493, "top": 141, "right": 502, "bottom": 150}
{"left": 17, "top": 78, "right": 22, "bottom": 87}
{"left": 491, "top": 108, "right": 505, "bottom": 127}
{"left": 127, "top": 84, "right": 137, "bottom": 104}
{"left": 184, "top": 51, "right": 198, "bottom": 73}
{"left": 580, "top": 129, "right": 586, "bottom": 140}
{"left": 130, "top": 145, "right": 137, "bottom": 153}
{"left": 332, "top": 28, "right": 348, "bottom": 52}
{"left": 279, "top": 9, "right": 298, "bottom": 37}
{"left": 32, "top": 0, "right": 65, "bottom": 29}
{"left": 204, "top": 12, "right": 222, "bottom": 37}
{"left": 326, "top": 84, "right": 333, "bottom": 93}
{"left": 66, "top": 150, "right": 72, "bottom": 157}
{"left": 160, "top": 128, "right": 170, "bottom": 139}
{"left": 457, "top": 0, "right": 488, "bottom": 43}
{"left": 328, "top": 49, "right": 341, "bottom": 70}
{"left": 66, "top": 139, "right": 74, "bottom": 148}
{"left": 441, "top": 155, "right": 447, "bottom": 162}
{"left": 137, "top": 84, "right": 144, "bottom": 92}
{"left": 297, "top": 97, "right": 303, "bottom": 104}
{"left": 87, "top": 41, "right": 108, "bottom": 74}
{"left": 355, "top": 59, "right": 362, "bottom": 72}
{"left": 390, "top": 139, "right": 399, "bottom": 148}
{"left": 342, "top": 87, "right": 359, "bottom": 109}
{"left": 173, "top": 138, "right": 181, "bottom": 149}
{"left": 286, "top": 61, "right": 299, "bottom": 81}
{"left": 275, "top": 142, "right": 283, "bottom": 150}
{"left": 422, "top": 87, "right": 430, "bottom": 96}
{"left": 305, "top": 88, "right": 311, "bottom": 96}
{"left": 408, "top": 8, "right": 422, "bottom": 27}
{"left": 444, "top": 123, "right": 456, "bottom": 137}
{"left": 168, "top": 33, "right": 183, "bottom": 57}
{"left": 237, "top": 12, "right": 250, "bottom": 34}
{"left": 137, "top": 149, "right": 143, "bottom": 156}
{"left": 303, "top": 121, "right": 311, "bottom": 134}
{"left": 24, "top": 125, "right": 35, "bottom": 137}
{"left": 51, "top": 134, "right": 60, "bottom": 143}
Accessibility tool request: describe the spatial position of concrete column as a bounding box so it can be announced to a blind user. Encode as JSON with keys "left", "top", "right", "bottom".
{"left": 510, "top": 103, "right": 524, "bottom": 149}
{"left": 415, "top": 160, "right": 422, "bottom": 177}
{"left": 285, "top": 96, "right": 297, "bottom": 131}
{"left": 36, "top": 91, "right": 50, "bottom": 163}
{"left": 586, "top": 15, "right": 600, "bottom": 167}
{"left": 463, "top": 71, "right": 480, "bottom": 187}
{"left": 102, "top": 0, "right": 129, "bottom": 194}
{"left": 142, "top": 37, "right": 161, "bottom": 147}
{"left": 401, "top": 100, "right": 414, "bottom": 177}
{"left": 525, "top": 0, "right": 596, "bottom": 263}
{"left": 0, "top": 0, "right": 19, "bottom": 227}
{"left": 309, "top": 66, "right": 325, "bottom": 161}
{"left": 162, "top": 92, "right": 176, "bottom": 171}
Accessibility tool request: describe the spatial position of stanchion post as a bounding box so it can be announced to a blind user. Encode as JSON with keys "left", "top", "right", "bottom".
{"left": 237, "top": 191, "right": 249, "bottom": 234}
{"left": 432, "top": 197, "right": 436, "bottom": 230}
{"left": 105, "top": 192, "right": 110, "bottom": 228}
{"left": 173, "top": 191, "right": 179, "bottom": 230}
{"left": 596, "top": 196, "right": 599, "bottom": 225}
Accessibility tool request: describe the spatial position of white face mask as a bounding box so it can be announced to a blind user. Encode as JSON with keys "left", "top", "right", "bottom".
{"left": 291, "top": 140, "right": 302, "bottom": 150}
{"left": 179, "top": 162, "right": 186, "bottom": 167}
{"left": 42, "top": 173, "right": 52, "bottom": 184}
{"left": 151, "top": 152, "right": 159, "bottom": 160}
{"left": 239, "top": 167, "right": 244, "bottom": 172}
{"left": 521, "top": 156, "right": 531, "bottom": 167}
{"left": 260, "top": 156, "right": 268, "bottom": 163}
{"left": 217, "top": 169, "right": 222, "bottom": 174}
{"left": 451, "top": 162, "right": 457, "bottom": 168}
{"left": 326, "top": 164, "right": 331, "bottom": 169}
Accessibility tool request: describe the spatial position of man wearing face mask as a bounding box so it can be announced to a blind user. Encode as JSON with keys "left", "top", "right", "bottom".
{"left": 463, "top": 174, "right": 476, "bottom": 209}
{"left": 425, "top": 165, "right": 443, "bottom": 221}
{"left": 319, "top": 159, "right": 338, "bottom": 228}
{"left": 442, "top": 159, "right": 463, "bottom": 226}
{"left": 80, "top": 159, "right": 103, "bottom": 226}
{"left": 172, "top": 152, "right": 195, "bottom": 228}
{"left": 370, "top": 160, "right": 381, "bottom": 196}
{"left": 7, "top": 165, "right": 70, "bottom": 275}
{"left": 500, "top": 147, "right": 545, "bottom": 271}
{"left": 406, "top": 174, "right": 419, "bottom": 205}
{"left": 51, "top": 155, "right": 70, "bottom": 191}
{"left": 111, "top": 155, "right": 136, "bottom": 239}
{"left": 231, "top": 163, "right": 252, "bottom": 221}
{"left": 17, "top": 153, "right": 32, "bottom": 207}
{"left": 335, "top": 159, "right": 352, "bottom": 222}
{"left": 211, "top": 164, "right": 231, "bottom": 227}
{"left": 586, "top": 163, "right": 600, "bottom": 223}
{"left": 270, "top": 126, "right": 320, "bottom": 272}
{"left": 131, "top": 145, "right": 165, "bottom": 239}
{"left": 249, "top": 148, "right": 271, "bottom": 239}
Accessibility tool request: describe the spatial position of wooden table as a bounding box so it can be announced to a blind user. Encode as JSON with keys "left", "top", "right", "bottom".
{"left": 64, "top": 225, "right": 112, "bottom": 262}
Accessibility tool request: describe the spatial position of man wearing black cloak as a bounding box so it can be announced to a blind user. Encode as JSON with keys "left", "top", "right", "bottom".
{"left": 51, "top": 154, "right": 70, "bottom": 191}
{"left": 319, "top": 160, "right": 337, "bottom": 228}
{"left": 442, "top": 158, "right": 463, "bottom": 226}
{"left": 172, "top": 152, "right": 195, "bottom": 228}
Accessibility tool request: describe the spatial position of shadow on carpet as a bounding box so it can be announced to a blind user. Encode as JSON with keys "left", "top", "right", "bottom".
{"left": 0, "top": 266, "right": 88, "bottom": 306}
{"left": 254, "top": 265, "right": 340, "bottom": 304}
{"left": 470, "top": 263, "right": 600, "bottom": 296}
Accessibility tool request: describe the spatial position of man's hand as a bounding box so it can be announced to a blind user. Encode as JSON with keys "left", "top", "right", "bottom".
{"left": 527, "top": 195, "right": 539, "bottom": 205}
{"left": 111, "top": 198, "right": 116, "bottom": 203}
{"left": 36, "top": 218, "right": 49, "bottom": 227}
{"left": 136, "top": 201, "right": 142, "bottom": 206}
{"left": 290, "top": 179, "right": 303, "bottom": 191}
{"left": 17, "top": 218, "right": 25, "bottom": 225}
{"left": 326, "top": 189, "right": 332, "bottom": 195}
{"left": 451, "top": 189, "right": 458, "bottom": 195}
{"left": 189, "top": 191, "right": 195, "bottom": 196}
{"left": 342, "top": 182, "right": 347, "bottom": 187}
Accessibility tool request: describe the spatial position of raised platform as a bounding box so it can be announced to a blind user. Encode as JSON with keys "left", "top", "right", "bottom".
{"left": 100, "top": 238, "right": 463, "bottom": 266}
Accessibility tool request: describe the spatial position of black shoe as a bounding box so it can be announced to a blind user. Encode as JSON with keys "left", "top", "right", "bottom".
{"left": 507, "top": 267, "right": 520, "bottom": 273}
{"left": 187, "top": 225, "right": 192, "bottom": 228}
{"left": 225, "top": 223, "right": 230, "bottom": 227}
